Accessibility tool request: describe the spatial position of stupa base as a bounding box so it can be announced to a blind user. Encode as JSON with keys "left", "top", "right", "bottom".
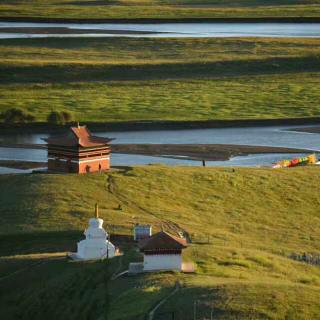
{"left": 68, "top": 252, "right": 111, "bottom": 261}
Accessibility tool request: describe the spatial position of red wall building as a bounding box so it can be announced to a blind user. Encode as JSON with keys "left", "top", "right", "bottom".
{"left": 42, "top": 125, "right": 114, "bottom": 174}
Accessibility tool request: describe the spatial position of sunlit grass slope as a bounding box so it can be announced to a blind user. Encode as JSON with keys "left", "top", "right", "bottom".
{"left": 1, "top": 0, "right": 320, "bottom": 19}
{"left": 1, "top": 166, "right": 320, "bottom": 252}
{"left": 109, "top": 166, "right": 320, "bottom": 253}
{"left": 1, "top": 37, "right": 320, "bottom": 122}
{"left": 2, "top": 166, "right": 320, "bottom": 319}
{"left": 109, "top": 165, "right": 320, "bottom": 319}
{"left": 0, "top": 172, "right": 157, "bottom": 234}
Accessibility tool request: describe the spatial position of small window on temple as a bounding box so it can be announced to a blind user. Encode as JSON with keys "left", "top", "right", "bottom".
{"left": 55, "top": 157, "right": 60, "bottom": 166}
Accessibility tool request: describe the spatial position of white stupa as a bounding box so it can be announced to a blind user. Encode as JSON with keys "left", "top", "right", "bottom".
{"left": 76, "top": 203, "right": 115, "bottom": 260}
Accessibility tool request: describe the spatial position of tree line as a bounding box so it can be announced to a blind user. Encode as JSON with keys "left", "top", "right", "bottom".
{"left": 0, "top": 108, "right": 73, "bottom": 125}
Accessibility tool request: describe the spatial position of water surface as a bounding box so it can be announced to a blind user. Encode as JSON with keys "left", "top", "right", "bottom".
{"left": 1, "top": 22, "right": 320, "bottom": 38}
{"left": 0, "top": 125, "right": 319, "bottom": 171}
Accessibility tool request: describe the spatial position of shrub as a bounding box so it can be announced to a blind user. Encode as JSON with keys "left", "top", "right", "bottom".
{"left": 47, "top": 111, "right": 65, "bottom": 125}
{"left": 0, "top": 108, "right": 35, "bottom": 125}
{"left": 61, "top": 111, "right": 73, "bottom": 124}
{"left": 47, "top": 111, "right": 73, "bottom": 125}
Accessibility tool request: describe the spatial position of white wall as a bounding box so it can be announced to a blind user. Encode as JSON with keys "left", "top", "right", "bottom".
{"left": 144, "top": 254, "right": 182, "bottom": 271}
{"left": 77, "top": 241, "right": 115, "bottom": 260}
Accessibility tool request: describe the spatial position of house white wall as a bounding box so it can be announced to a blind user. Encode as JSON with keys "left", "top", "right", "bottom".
{"left": 144, "top": 254, "right": 182, "bottom": 271}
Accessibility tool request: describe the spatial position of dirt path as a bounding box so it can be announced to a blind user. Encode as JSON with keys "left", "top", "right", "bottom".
{"left": 107, "top": 175, "right": 158, "bottom": 219}
{"left": 107, "top": 173, "right": 191, "bottom": 241}
{"left": 111, "top": 255, "right": 124, "bottom": 280}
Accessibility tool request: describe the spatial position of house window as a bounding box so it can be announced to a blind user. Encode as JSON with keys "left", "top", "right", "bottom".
{"left": 55, "top": 157, "right": 60, "bottom": 166}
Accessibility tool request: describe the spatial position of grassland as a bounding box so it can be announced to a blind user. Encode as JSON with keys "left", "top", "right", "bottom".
{"left": 1, "top": 37, "right": 320, "bottom": 123}
{"left": 0, "top": 252, "right": 115, "bottom": 320}
{"left": 1, "top": 166, "right": 320, "bottom": 318}
{"left": 1, "top": 0, "right": 320, "bottom": 19}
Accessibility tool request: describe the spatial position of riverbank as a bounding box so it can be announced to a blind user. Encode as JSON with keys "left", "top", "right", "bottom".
{"left": 289, "top": 126, "right": 320, "bottom": 134}
{"left": 0, "top": 160, "right": 46, "bottom": 170}
{"left": 1, "top": 118, "right": 320, "bottom": 135}
{"left": 0, "top": 142, "right": 316, "bottom": 169}
{"left": 111, "top": 144, "right": 317, "bottom": 161}
{"left": 2, "top": 17, "right": 320, "bottom": 24}
{"left": 0, "top": 27, "right": 165, "bottom": 35}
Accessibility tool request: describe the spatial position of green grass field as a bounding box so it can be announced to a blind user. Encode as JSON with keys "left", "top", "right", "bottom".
{"left": 0, "top": 252, "right": 115, "bottom": 320}
{"left": 1, "top": 0, "right": 320, "bottom": 19}
{"left": 1, "top": 37, "right": 320, "bottom": 123}
{"left": 1, "top": 166, "right": 320, "bottom": 319}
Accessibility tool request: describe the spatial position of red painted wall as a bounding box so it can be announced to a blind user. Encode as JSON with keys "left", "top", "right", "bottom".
{"left": 78, "top": 159, "right": 110, "bottom": 173}
{"left": 48, "top": 158, "right": 110, "bottom": 173}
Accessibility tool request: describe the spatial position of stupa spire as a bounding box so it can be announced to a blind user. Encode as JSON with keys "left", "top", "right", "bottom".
{"left": 95, "top": 202, "right": 99, "bottom": 219}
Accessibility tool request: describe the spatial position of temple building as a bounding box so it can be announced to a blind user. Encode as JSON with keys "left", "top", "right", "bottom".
{"left": 42, "top": 124, "right": 114, "bottom": 173}
{"left": 139, "top": 231, "right": 188, "bottom": 271}
{"left": 75, "top": 203, "right": 115, "bottom": 260}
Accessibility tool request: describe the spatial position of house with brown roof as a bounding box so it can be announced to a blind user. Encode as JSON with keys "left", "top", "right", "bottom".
{"left": 42, "top": 124, "right": 114, "bottom": 173}
{"left": 139, "top": 231, "right": 188, "bottom": 271}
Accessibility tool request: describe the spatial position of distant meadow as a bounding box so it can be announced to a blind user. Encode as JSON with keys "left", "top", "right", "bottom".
{"left": 1, "top": 37, "right": 320, "bottom": 123}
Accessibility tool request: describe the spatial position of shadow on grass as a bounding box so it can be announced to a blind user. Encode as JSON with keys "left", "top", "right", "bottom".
{"left": 157, "top": 282, "right": 314, "bottom": 320}
{"left": 1, "top": 56, "right": 320, "bottom": 84}
{"left": 0, "top": 230, "right": 83, "bottom": 257}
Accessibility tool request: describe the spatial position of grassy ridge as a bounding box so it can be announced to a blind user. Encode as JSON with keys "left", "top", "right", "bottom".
{"left": 1, "top": 37, "right": 320, "bottom": 122}
{"left": 1, "top": 0, "right": 320, "bottom": 19}
{"left": 2, "top": 166, "right": 320, "bottom": 318}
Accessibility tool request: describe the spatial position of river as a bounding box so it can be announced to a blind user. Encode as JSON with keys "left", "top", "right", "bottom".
{"left": 0, "top": 125, "right": 319, "bottom": 173}
{"left": 1, "top": 22, "right": 320, "bottom": 38}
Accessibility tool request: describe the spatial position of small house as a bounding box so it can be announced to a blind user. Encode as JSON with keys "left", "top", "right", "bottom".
{"left": 134, "top": 225, "right": 152, "bottom": 241}
{"left": 139, "top": 231, "right": 188, "bottom": 271}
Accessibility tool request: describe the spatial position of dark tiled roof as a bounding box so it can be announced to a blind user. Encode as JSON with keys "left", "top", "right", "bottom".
{"left": 42, "top": 125, "right": 114, "bottom": 147}
{"left": 139, "top": 231, "right": 188, "bottom": 250}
